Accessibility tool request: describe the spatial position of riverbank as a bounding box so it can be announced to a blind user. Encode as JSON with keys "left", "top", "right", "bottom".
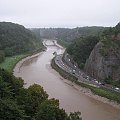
{"left": 13, "top": 51, "right": 45, "bottom": 75}
{"left": 0, "top": 47, "right": 46, "bottom": 73}
{"left": 51, "top": 57, "right": 120, "bottom": 109}
{"left": 0, "top": 54, "right": 28, "bottom": 72}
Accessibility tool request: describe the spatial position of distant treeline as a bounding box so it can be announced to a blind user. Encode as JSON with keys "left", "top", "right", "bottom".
{"left": 36, "top": 26, "right": 105, "bottom": 47}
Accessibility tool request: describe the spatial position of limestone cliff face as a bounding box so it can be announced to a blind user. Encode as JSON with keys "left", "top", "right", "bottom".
{"left": 84, "top": 42, "right": 120, "bottom": 81}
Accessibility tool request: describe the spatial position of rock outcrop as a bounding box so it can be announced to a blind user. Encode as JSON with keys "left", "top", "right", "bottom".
{"left": 84, "top": 42, "right": 120, "bottom": 81}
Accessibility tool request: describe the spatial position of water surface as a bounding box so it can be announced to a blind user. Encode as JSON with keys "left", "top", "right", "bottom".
{"left": 14, "top": 40, "right": 120, "bottom": 120}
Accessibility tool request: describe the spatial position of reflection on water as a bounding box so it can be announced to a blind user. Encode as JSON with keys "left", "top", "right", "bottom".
{"left": 14, "top": 40, "right": 120, "bottom": 120}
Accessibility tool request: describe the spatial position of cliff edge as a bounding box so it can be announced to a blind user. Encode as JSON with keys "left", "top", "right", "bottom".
{"left": 84, "top": 23, "right": 120, "bottom": 81}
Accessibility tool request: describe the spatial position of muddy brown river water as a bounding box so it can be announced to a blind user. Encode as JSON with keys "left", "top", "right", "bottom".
{"left": 14, "top": 40, "right": 120, "bottom": 120}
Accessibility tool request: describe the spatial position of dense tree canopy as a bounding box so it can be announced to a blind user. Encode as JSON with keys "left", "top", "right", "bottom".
{"left": 99, "top": 22, "right": 120, "bottom": 56}
{"left": 67, "top": 36, "right": 100, "bottom": 69}
{"left": 68, "top": 112, "right": 82, "bottom": 120}
{"left": 0, "top": 50, "right": 5, "bottom": 63}
{"left": 36, "top": 99, "right": 67, "bottom": 120}
{"left": 0, "top": 22, "right": 43, "bottom": 63}
{"left": 0, "top": 68, "right": 82, "bottom": 120}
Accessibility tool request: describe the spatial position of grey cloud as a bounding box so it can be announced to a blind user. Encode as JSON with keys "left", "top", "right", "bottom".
{"left": 0, "top": 0, "right": 120, "bottom": 28}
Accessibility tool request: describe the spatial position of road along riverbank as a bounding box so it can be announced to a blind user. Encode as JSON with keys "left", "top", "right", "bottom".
{"left": 13, "top": 39, "right": 120, "bottom": 120}
{"left": 51, "top": 57, "right": 120, "bottom": 109}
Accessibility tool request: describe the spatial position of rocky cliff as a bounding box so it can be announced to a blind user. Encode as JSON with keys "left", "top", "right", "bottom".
{"left": 84, "top": 40, "right": 120, "bottom": 81}
{"left": 84, "top": 23, "right": 120, "bottom": 81}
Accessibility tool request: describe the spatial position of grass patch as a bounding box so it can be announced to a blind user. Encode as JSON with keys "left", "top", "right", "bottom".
{"left": 75, "top": 80, "right": 120, "bottom": 103}
{"left": 52, "top": 57, "right": 120, "bottom": 103}
{"left": 92, "top": 87, "right": 120, "bottom": 103}
{"left": 0, "top": 54, "right": 28, "bottom": 72}
{"left": 0, "top": 46, "right": 46, "bottom": 73}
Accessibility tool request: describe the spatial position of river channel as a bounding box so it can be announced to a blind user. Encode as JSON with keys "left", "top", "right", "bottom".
{"left": 14, "top": 40, "right": 120, "bottom": 120}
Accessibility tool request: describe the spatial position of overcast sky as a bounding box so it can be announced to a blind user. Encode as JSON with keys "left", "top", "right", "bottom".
{"left": 0, "top": 0, "right": 120, "bottom": 28}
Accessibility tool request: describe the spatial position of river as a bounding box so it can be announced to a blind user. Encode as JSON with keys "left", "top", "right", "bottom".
{"left": 14, "top": 40, "right": 120, "bottom": 120}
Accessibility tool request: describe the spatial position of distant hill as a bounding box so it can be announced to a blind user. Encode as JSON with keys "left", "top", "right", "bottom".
{"left": 30, "top": 28, "right": 41, "bottom": 40}
{"left": 37, "top": 27, "right": 105, "bottom": 47}
{"left": 0, "top": 22, "right": 43, "bottom": 62}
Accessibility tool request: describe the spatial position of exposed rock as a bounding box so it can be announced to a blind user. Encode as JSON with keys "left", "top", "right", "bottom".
{"left": 112, "top": 33, "right": 120, "bottom": 41}
{"left": 84, "top": 42, "right": 120, "bottom": 81}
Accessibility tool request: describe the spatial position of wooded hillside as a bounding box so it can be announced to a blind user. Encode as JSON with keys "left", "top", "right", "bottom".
{"left": 0, "top": 22, "right": 43, "bottom": 63}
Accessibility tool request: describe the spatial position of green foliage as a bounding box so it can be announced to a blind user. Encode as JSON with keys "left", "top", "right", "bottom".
{"left": 0, "top": 69, "right": 24, "bottom": 96}
{"left": 0, "top": 22, "right": 84, "bottom": 119}
{"left": 39, "top": 27, "right": 104, "bottom": 47}
{"left": 0, "top": 76, "right": 13, "bottom": 98}
{"left": 91, "top": 87, "right": 120, "bottom": 103}
{"left": 0, "top": 54, "right": 27, "bottom": 72}
{"left": 114, "top": 22, "right": 120, "bottom": 35}
{"left": 28, "top": 84, "right": 48, "bottom": 103}
{"left": 101, "top": 22, "right": 120, "bottom": 37}
{"left": 100, "top": 36, "right": 119, "bottom": 57}
{"left": 0, "top": 50, "right": 5, "bottom": 63}
{"left": 36, "top": 99, "right": 67, "bottom": 120}
{"left": 75, "top": 80, "right": 120, "bottom": 103}
{"left": 100, "top": 23, "right": 120, "bottom": 56}
{"left": 52, "top": 59, "right": 120, "bottom": 104}
{"left": 67, "top": 36, "right": 99, "bottom": 68}
{"left": 0, "top": 68, "right": 82, "bottom": 120}
{"left": 105, "top": 77, "right": 120, "bottom": 88}
{"left": 0, "top": 68, "right": 26, "bottom": 119}
{"left": 68, "top": 112, "right": 82, "bottom": 120}
{"left": 79, "top": 63, "right": 85, "bottom": 69}
{"left": 0, "top": 22, "right": 43, "bottom": 57}
{"left": 0, "top": 99, "right": 25, "bottom": 120}
{"left": 26, "top": 84, "right": 48, "bottom": 117}
{"left": 66, "top": 23, "right": 120, "bottom": 71}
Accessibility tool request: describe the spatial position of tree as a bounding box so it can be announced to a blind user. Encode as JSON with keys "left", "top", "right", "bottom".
{"left": 0, "top": 68, "right": 83, "bottom": 120}
{"left": 25, "top": 84, "right": 48, "bottom": 117}
{"left": 0, "top": 76, "right": 13, "bottom": 98}
{"left": 0, "top": 69, "right": 24, "bottom": 96}
{"left": 0, "top": 50, "right": 5, "bottom": 63}
{"left": 36, "top": 99, "right": 67, "bottom": 120}
{"left": 68, "top": 112, "right": 82, "bottom": 120}
{"left": 0, "top": 99, "right": 25, "bottom": 120}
